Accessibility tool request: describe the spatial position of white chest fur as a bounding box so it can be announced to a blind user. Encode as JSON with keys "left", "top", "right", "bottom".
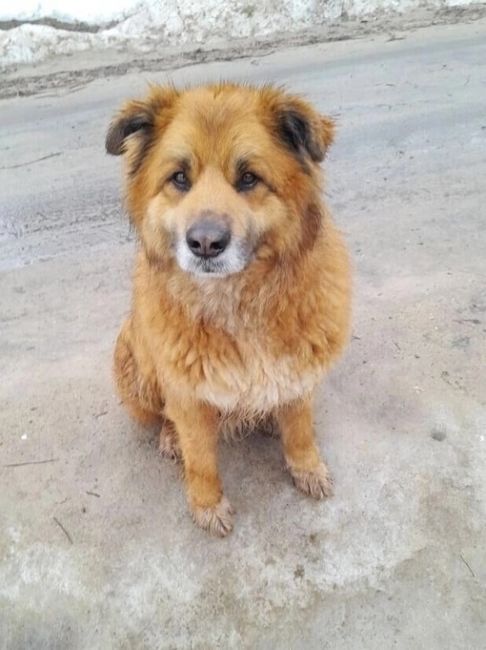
{"left": 194, "top": 344, "right": 324, "bottom": 415}
{"left": 168, "top": 276, "right": 326, "bottom": 414}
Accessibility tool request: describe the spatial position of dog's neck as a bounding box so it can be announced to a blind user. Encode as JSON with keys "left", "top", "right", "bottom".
{"left": 142, "top": 246, "right": 311, "bottom": 335}
{"left": 175, "top": 264, "right": 280, "bottom": 331}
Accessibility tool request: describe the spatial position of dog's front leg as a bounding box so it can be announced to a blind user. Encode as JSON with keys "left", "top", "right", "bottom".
{"left": 276, "top": 397, "right": 334, "bottom": 500}
{"left": 164, "top": 394, "right": 234, "bottom": 536}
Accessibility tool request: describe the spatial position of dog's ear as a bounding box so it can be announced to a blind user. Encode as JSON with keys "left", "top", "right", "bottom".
{"left": 270, "top": 93, "right": 335, "bottom": 163}
{"left": 105, "top": 100, "right": 154, "bottom": 156}
{"left": 105, "top": 86, "right": 177, "bottom": 172}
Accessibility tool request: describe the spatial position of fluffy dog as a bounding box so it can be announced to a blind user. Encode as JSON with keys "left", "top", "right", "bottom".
{"left": 106, "top": 83, "right": 351, "bottom": 536}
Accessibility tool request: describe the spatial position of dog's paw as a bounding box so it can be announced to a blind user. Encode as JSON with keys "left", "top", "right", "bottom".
{"left": 289, "top": 462, "right": 334, "bottom": 500}
{"left": 192, "top": 496, "right": 235, "bottom": 537}
{"left": 158, "top": 423, "right": 182, "bottom": 463}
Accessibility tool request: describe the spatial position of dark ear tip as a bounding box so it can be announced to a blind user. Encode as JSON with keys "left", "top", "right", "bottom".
{"left": 105, "top": 113, "right": 152, "bottom": 156}
{"left": 105, "top": 122, "right": 124, "bottom": 155}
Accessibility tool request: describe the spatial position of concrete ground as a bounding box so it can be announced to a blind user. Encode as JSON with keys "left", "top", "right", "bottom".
{"left": 1, "top": 18, "right": 486, "bottom": 650}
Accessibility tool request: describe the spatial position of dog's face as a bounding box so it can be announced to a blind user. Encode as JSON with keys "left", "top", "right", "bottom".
{"left": 106, "top": 84, "right": 334, "bottom": 277}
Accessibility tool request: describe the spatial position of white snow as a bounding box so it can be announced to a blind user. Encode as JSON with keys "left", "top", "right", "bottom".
{"left": 0, "top": 0, "right": 484, "bottom": 67}
{"left": 0, "top": 0, "right": 139, "bottom": 25}
{"left": 0, "top": 24, "right": 93, "bottom": 64}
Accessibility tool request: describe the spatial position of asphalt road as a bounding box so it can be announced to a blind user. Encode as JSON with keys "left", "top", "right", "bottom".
{"left": 1, "top": 18, "right": 485, "bottom": 650}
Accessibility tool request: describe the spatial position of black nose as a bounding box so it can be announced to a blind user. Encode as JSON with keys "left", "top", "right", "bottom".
{"left": 186, "top": 221, "right": 231, "bottom": 258}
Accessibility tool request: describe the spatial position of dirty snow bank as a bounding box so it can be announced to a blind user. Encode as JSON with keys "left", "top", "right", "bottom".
{"left": 1, "top": 0, "right": 484, "bottom": 66}
{"left": 0, "top": 0, "right": 137, "bottom": 25}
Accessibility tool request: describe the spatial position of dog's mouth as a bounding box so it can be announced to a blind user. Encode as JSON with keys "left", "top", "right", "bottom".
{"left": 191, "top": 257, "right": 241, "bottom": 278}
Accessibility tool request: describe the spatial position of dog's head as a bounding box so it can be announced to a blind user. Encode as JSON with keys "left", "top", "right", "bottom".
{"left": 106, "top": 83, "right": 334, "bottom": 277}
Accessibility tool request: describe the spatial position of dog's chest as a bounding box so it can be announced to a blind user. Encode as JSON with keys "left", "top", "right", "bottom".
{"left": 167, "top": 279, "right": 326, "bottom": 413}
{"left": 193, "top": 341, "right": 323, "bottom": 413}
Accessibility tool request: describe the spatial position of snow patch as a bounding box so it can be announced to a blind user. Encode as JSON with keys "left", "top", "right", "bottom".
{"left": 1, "top": 0, "right": 484, "bottom": 67}
{"left": 0, "top": 0, "right": 138, "bottom": 25}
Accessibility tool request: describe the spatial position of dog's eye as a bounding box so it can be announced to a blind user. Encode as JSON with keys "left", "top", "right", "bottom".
{"left": 237, "top": 171, "right": 259, "bottom": 192}
{"left": 171, "top": 170, "right": 191, "bottom": 191}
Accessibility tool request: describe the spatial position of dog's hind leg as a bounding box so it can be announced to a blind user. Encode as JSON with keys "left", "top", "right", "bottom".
{"left": 113, "top": 318, "right": 163, "bottom": 427}
{"left": 158, "top": 417, "right": 182, "bottom": 462}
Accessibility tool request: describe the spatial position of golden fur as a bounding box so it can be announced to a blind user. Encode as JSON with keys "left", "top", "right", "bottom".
{"left": 107, "top": 83, "right": 351, "bottom": 536}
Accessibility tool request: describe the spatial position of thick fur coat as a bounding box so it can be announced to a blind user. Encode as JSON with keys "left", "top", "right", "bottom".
{"left": 107, "top": 83, "right": 351, "bottom": 536}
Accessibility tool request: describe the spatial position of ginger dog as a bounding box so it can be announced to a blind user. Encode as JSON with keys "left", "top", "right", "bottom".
{"left": 106, "top": 83, "right": 351, "bottom": 536}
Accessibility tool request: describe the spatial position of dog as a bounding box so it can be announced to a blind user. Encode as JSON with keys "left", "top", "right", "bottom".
{"left": 106, "top": 83, "right": 351, "bottom": 536}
